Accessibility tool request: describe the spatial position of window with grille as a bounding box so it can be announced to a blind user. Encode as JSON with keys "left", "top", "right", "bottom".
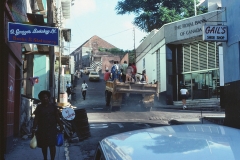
{"left": 179, "top": 41, "right": 219, "bottom": 73}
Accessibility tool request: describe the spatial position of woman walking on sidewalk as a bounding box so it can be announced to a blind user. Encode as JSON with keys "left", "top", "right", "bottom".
{"left": 32, "top": 90, "right": 63, "bottom": 160}
{"left": 81, "top": 80, "right": 88, "bottom": 100}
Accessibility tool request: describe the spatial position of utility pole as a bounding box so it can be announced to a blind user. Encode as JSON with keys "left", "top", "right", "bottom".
{"left": 47, "top": 0, "right": 55, "bottom": 102}
{"left": 133, "top": 27, "right": 136, "bottom": 63}
{"left": 57, "top": 8, "right": 62, "bottom": 102}
{"left": 194, "top": 0, "right": 197, "bottom": 16}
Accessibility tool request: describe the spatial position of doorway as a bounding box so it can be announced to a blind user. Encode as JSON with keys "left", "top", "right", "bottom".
{"left": 179, "top": 70, "right": 219, "bottom": 99}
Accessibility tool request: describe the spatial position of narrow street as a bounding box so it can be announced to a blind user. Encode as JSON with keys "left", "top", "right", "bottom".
{"left": 4, "top": 72, "right": 225, "bottom": 160}
{"left": 67, "top": 72, "right": 225, "bottom": 160}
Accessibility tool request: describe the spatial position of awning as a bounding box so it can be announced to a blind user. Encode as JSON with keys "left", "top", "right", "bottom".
{"left": 26, "top": 13, "right": 45, "bottom": 25}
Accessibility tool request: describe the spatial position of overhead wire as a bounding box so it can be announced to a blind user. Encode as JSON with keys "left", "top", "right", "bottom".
{"left": 67, "top": 27, "right": 135, "bottom": 46}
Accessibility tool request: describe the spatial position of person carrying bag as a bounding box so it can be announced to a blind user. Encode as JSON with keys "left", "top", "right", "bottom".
{"left": 30, "top": 133, "right": 37, "bottom": 149}
{"left": 31, "top": 90, "right": 63, "bottom": 160}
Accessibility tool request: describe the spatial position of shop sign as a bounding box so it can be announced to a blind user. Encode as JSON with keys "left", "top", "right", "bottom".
{"left": 8, "top": 22, "right": 59, "bottom": 46}
{"left": 203, "top": 25, "right": 227, "bottom": 42}
{"left": 62, "top": 107, "right": 75, "bottom": 120}
{"left": 174, "top": 18, "right": 207, "bottom": 40}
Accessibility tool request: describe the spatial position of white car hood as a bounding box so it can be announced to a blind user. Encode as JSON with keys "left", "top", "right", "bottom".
{"left": 100, "top": 124, "right": 240, "bottom": 160}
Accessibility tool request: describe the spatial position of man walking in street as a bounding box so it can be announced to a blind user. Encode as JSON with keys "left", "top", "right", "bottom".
{"left": 81, "top": 80, "right": 88, "bottom": 100}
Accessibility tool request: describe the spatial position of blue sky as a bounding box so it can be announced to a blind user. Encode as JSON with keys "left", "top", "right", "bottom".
{"left": 64, "top": 0, "right": 148, "bottom": 54}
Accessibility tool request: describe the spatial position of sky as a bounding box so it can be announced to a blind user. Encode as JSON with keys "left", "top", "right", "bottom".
{"left": 63, "top": 0, "right": 148, "bottom": 54}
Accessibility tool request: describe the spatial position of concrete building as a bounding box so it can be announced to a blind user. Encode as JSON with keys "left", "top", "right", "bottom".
{"left": 221, "top": 0, "right": 240, "bottom": 128}
{"left": 1, "top": 0, "right": 72, "bottom": 155}
{"left": 71, "top": 35, "right": 117, "bottom": 71}
{"left": 2, "top": 0, "right": 31, "bottom": 153}
{"left": 136, "top": 9, "right": 225, "bottom": 104}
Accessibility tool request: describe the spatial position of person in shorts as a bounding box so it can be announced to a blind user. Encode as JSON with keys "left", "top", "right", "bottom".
{"left": 180, "top": 86, "right": 189, "bottom": 109}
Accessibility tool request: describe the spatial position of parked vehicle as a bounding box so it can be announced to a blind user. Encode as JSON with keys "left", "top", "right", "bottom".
{"left": 94, "top": 124, "right": 240, "bottom": 160}
{"left": 84, "top": 67, "right": 94, "bottom": 74}
{"left": 89, "top": 71, "right": 100, "bottom": 81}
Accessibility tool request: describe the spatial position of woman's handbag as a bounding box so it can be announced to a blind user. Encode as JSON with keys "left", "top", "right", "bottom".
{"left": 56, "top": 132, "right": 64, "bottom": 146}
{"left": 30, "top": 134, "right": 37, "bottom": 149}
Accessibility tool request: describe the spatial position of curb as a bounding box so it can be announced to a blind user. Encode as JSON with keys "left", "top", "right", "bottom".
{"left": 64, "top": 140, "right": 70, "bottom": 160}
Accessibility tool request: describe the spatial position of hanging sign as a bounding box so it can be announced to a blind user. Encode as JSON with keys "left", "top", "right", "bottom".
{"left": 8, "top": 22, "right": 59, "bottom": 46}
{"left": 62, "top": 107, "right": 75, "bottom": 120}
{"left": 203, "top": 25, "right": 228, "bottom": 42}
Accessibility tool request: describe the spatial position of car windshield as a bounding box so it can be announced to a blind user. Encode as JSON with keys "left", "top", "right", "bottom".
{"left": 91, "top": 72, "right": 98, "bottom": 75}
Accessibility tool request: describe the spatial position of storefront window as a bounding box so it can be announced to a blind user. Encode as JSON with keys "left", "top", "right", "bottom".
{"left": 179, "top": 70, "right": 220, "bottom": 99}
{"left": 179, "top": 74, "right": 192, "bottom": 99}
{"left": 211, "top": 70, "right": 220, "bottom": 98}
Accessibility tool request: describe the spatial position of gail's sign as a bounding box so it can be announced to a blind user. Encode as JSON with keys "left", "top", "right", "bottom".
{"left": 203, "top": 25, "right": 228, "bottom": 42}
{"left": 8, "top": 22, "right": 59, "bottom": 46}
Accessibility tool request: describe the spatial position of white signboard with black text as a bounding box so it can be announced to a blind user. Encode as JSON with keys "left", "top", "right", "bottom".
{"left": 203, "top": 25, "right": 228, "bottom": 42}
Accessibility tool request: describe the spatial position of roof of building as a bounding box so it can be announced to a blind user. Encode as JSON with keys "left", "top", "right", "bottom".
{"left": 70, "top": 35, "right": 117, "bottom": 55}
{"left": 83, "top": 35, "right": 116, "bottom": 49}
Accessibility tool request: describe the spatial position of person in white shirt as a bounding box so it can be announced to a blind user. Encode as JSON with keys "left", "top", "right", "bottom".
{"left": 81, "top": 80, "right": 88, "bottom": 100}
{"left": 180, "top": 86, "right": 189, "bottom": 109}
{"left": 115, "top": 61, "right": 119, "bottom": 70}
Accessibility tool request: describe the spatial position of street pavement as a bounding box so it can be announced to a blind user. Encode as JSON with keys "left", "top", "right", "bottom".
{"left": 5, "top": 73, "right": 225, "bottom": 160}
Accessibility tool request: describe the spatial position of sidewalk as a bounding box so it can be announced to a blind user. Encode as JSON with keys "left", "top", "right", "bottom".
{"left": 5, "top": 138, "right": 66, "bottom": 160}
{"left": 4, "top": 77, "right": 85, "bottom": 160}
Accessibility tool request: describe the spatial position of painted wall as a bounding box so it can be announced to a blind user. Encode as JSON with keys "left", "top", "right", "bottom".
{"left": 33, "top": 55, "right": 48, "bottom": 99}
{"left": 102, "top": 55, "right": 120, "bottom": 73}
{"left": 4, "top": 0, "right": 23, "bottom": 152}
{"left": 120, "top": 53, "right": 129, "bottom": 66}
{"left": 136, "top": 31, "right": 167, "bottom": 93}
{"left": 159, "top": 45, "right": 167, "bottom": 92}
{"left": 7, "top": 56, "right": 16, "bottom": 137}
{"left": 222, "top": 0, "right": 240, "bottom": 83}
{"left": 136, "top": 29, "right": 158, "bottom": 58}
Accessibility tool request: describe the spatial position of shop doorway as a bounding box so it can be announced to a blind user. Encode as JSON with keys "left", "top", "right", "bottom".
{"left": 179, "top": 70, "right": 220, "bottom": 99}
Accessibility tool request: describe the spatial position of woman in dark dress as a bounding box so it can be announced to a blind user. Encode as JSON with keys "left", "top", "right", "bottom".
{"left": 32, "top": 90, "right": 63, "bottom": 160}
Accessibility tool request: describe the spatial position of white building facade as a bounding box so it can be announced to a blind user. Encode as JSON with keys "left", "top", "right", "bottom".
{"left": 136, "top": 10, "right": 225, "bottom": 103}
{"left": 221, "top": 0, "right": 240, "bottom": 128}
